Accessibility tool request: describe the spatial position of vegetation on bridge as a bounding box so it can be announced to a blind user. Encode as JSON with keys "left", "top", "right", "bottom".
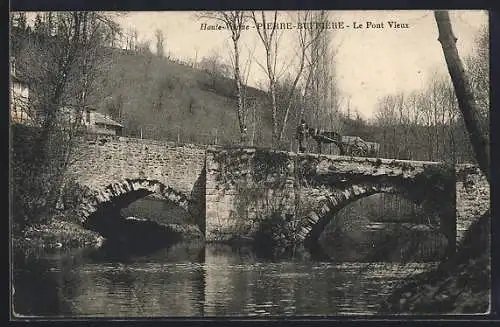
{"left": 404, "top": 164, "right": 455, "bottom": 207}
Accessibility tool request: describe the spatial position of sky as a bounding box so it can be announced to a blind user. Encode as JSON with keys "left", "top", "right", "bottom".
{"left": 22, "top": 10, "right": 488, "bottom": 119}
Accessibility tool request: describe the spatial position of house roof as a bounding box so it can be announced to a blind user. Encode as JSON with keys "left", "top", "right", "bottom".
{"left": 93, "top": 112, "right": 123, "bottom": 128}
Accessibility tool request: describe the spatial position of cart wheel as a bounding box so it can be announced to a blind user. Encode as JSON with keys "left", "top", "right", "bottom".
{"left": 351, "top": 144, "right": 366, "bottom": 157}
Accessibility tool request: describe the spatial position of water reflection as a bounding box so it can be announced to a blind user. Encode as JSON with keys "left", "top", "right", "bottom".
{"left": 13, "top": 243, "right": 438, "bottom": 317}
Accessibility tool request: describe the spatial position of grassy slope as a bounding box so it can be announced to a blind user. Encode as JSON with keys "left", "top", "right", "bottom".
{"left": 95, "top": 50, "right": 273, "bottom": 146}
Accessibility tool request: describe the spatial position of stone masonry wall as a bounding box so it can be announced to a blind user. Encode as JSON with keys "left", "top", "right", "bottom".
{"left": 68, "top": 135, "right": 206, "bottom": 221}
{"left": 205, "top": 147, "right": 297, "bottom": 241}
{"left": 455, "top": 164, "right": 490, "bottom": 244}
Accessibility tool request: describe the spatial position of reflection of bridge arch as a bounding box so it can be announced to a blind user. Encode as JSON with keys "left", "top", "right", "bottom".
{"left": 78, "top": 178, "right": 202, "bottom": 228}
{"left": 297, "top": 182, "right": 454, "bottom": 255}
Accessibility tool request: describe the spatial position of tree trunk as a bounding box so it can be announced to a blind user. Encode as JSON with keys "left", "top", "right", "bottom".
{"left": 251, "top": 103, "right": 257, "bottom": 145}
{"left": 277, "top": 48, "right": 306, "bottom": 143}
{"left": 434, "top": 11, "right": 490, "bottom": 182}
{"left": 270, "top": 85, "right": 278, "bottom": 147}
{"left": 264, "top": 44, "right": 278, "bottom": 148}
{"left": 233, "top": 38, "right": 247, "bottom": 145}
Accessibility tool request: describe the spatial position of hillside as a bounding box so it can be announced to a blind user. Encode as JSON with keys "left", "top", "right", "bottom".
{"left": 10, "top": 24, "right": 273, "bottom": 147}
{"left": 94, "top": 49, "right": 273, "bottom": 146}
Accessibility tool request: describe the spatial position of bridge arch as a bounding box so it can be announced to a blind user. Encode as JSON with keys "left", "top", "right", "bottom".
{"left": 78, "top": 178, "right": 201, "bottom": 227}
{"left": 297, "top": 182, "right": 453, "bottom": 254}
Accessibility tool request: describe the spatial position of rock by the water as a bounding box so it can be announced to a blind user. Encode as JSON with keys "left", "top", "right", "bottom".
{"left": 166, "top": 224, "right": 204, "bottom": 240}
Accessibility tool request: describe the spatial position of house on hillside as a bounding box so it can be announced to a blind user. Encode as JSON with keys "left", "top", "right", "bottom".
{"left": 10, "top": 57, "right": 33, "bottom": 125}
{"left": 56, "top": 106, "right": 124, "bottom": 136}
{"left": 83, "top": 107, "right": 124, "bottom": 136}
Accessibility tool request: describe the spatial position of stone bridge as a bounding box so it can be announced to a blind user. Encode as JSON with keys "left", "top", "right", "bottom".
{"left": 63, "top": 135, "right": 488, "bottom": 254}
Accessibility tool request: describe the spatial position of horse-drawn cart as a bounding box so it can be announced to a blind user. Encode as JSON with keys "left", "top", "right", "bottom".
{"left": 307, "top": 128, "right": 380, "bottom": 157}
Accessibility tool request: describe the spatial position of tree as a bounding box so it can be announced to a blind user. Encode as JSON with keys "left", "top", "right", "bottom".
{"left": 16, "top": 12, "right": 27, "bottom": 30}
{"left": 375, "top": 94, "right": 399, "bottom": 158}
{"left": 251, "top": 11, "right": 326, "bottom": 148}
{"left": 434, "top": 11, "right": 489, "bottom": 182}
{"left": 301, "top": 11, "right": 339, "bottom": 131}
{"left": 198, "top": 11, "right": 250, "bottom": 144}
{"left": 279, "top": 11, "right": 330, "bottom": 142}
{"left": 465, "top": 25, "right": 489, "bottom": 130}
{"left": 11, "top": 12, "right": 121, "bottom": 229}
{"left": 34, "top": 14, "right": 43, "bottom": 33}
{"left": 199, "top": 52, "right": 232, "bottom": 90}
{"left": 125, "top": 28, "right": 138, "bottom": 51}
{"left": 250, "top": 11, "right": 279, "bottom": 147}
{"left": 155, "top": 29, "right": 165, "bottom": 57}
{"left": 136, "top": 38, "right": 152, "bottom": 54}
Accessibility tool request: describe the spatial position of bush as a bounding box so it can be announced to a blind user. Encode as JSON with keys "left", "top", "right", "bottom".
{"left": 252, "top": 212, "right": 302, "bottom": 258}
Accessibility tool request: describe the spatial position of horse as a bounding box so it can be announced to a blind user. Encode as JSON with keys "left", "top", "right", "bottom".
{"left": 307, "top": 128, "right": 346, "bottom": 155}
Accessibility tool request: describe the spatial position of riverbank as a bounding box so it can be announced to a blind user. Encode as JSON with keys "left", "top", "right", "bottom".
{"left": 379, "top": 210, "right": 490, "bottom": 314}
{"left": 12, "top": 216, "right": 105, "bottom": 252}
{"left": 12, "top": 214, "right": 206, "bottom": 254}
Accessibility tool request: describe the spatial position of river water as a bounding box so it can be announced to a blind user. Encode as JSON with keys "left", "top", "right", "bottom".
{"left": 13, "top": 196, "right": 444, "bottom": 317}
{"left": 12, "top": 243, "right": 439, "bottom": 317}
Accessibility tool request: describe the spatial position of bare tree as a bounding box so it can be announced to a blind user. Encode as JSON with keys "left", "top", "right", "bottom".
{"left": 239, "top": 41, "right": 258, "bottom": 144}
{"left": 193, "top": 45, "right": 199, "bottom": 68}
{"left": 276, "top": 11, "right": 326, "bottom": 142}
{"left": 374, "top": 94, "right": 399, "bottom": 158}
{"left": 251, "top": 11, "right": 325, "bottom": 148}
{"left": 199, "top": 52, "right": 232, "bottom": 88}
{"left": 250, "top": 11, "right": 279, "bottom": 146}
{"left": 197, "top": 11, "right": 250, "bottom": 144}
{"left": 434, "top": 10, "right": 489, "bottom": 181}
{"left": 465, "top": 25, "right": 489, "bottom": 130}
{"left": 124, "top": 28, "right": 139, "bottom": 51}
{"left": 11, "top": 12, "right": 121, "bottom": 228}
{"left": 301, "top": 11, "right": 338, "bottom": 130}
{"left": 155, "top": 29, "right": 164, "bottom": 57}
{"left": 136, "top": 38, "right": 152, "bottom": 54}
{"left": 132, "top": 29, "right": 138, "bottom": 51}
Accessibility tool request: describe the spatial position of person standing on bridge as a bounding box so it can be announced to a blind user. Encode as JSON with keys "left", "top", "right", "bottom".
{"left": 296, "top": 119, "right": 309, "bottom": 153}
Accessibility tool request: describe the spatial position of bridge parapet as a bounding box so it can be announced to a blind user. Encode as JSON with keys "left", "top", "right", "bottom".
{"left": 83, "top": 133, "right": 209, "bottom": 148}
